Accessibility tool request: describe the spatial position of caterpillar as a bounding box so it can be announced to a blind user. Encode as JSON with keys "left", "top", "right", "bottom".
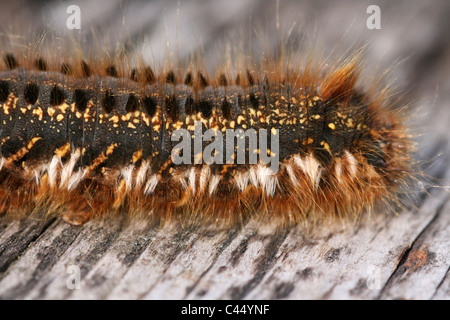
{"left": 0, "top": 47, "right": 413, "bottom": 226}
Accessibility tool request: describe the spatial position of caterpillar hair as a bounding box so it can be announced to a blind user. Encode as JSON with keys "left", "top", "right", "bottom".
{"left": 0, "top": 34, "right": 417, "bottom": 227}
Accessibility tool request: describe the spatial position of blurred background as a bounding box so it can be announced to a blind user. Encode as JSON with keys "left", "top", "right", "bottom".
{"left": 1, "top": 0, "right": 449, "bottom": 173}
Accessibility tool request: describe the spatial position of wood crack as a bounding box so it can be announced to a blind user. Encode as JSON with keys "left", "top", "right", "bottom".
{"left": 377, "top": 195, "right": 450, "bottom": 299}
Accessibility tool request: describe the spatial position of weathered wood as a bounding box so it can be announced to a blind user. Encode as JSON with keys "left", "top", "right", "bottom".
{"left": 0, "top": 0, "right": 448, "bottom": 300}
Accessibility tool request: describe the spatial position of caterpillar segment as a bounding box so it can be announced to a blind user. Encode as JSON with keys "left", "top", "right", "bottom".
{"left": 0, "top": 54, "right": 411, "bottom": 225}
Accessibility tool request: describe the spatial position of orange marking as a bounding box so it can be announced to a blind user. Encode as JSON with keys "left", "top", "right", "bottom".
{"left": 54, "top": 142, "right": 71, "bottom": 158}
{"left": 5, "top": 137, "right": 42, "bottom": 166}
{"left": 131, "top": 149, "right": 142, "bottom": 163}
{"left": 85, "top": 143, "right": 118, "bottom": 174}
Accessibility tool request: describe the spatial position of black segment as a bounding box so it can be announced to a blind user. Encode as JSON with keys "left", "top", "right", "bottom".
{"left": 24, "top": 83, "right": 39, "bottom": 105}
{"left": 165, "top": 95, "right": 178, "bottom": 121}
{"left": 219, "top": 73, "right": 228, "bottom": 86}
{"left": 73, "top": 89, "right": 88, "bottom": 112}
{"left": 4, "top": 53, "right": 18, "bottom": 69}
{"left": 249, "top": 93, "right": 259, "bottom": 109}
{"left": 143, "top": 96, "right": 157, "bottom": 117}
{"left": 197, "top": 99, "right": 212, "bottom": 118}
{"left": 184, "top": 72, "right": 193, "bottom": 85}
{"left": 0, "top": 80, "right": 10, "bottom": 103}
{"left": 247, "top": 70, "right": 254, "bottom": 85}
{"left": 130, "top": 68, "right": 138, "bottom": 81}
{"left": 235, "top": 74, "right": 241, "bottom": 85}
{"left": 106, "top": 65, "right": 118, "bottom": 77}
{"left": 221, "top": 98, "right": 231, "bottom": 119}
{"left": 34, "top": 58, "right": 48, "bottom": 71}
{"left": 145, "top": 67, "right": 155, "bottom": 83}
{"left": 166, "top": 71, "right": 176, "bottom": 84}
{"left": 185, "top": 95, "right": 195, "bottom": 115}
{"left": 60, "top": 63, "right": 72, "bottom": 75}
{"left": 102, "top": 90, "right": 115, "bottom": 114}
{"left": 125, "top": 94, "right": 139, "bottom": 113}
{"left": 198, "top": 72, "right": 208, "bottom": 87}
{"left": 81, "top": 60, "right": 91, "bottom": 77}
{"left": 50, "top": 86, "right": 65, "bottom": 106}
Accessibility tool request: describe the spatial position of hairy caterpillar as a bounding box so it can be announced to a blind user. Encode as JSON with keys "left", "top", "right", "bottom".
{"left": 0, "top": 45, "right": 413, "bottom": 226}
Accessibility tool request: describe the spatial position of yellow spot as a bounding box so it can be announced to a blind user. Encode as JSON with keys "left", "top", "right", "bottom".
{"left": 172, "top": 121, "right": 182, "bottom": 130}
{"left": 321, "top": 141, "right": 331, "bottom": 154}
{"left": 307, "top": 137, "right": 314, "bottom": 144}
{"left": 27, "top": 137, "right": 41, "bottom": 149}
{"left": 59, "top": 103, "right": 69, "bottom": 113}
{"left": 106, "top": 143, "right": 118, "bottom": 155}
{"left": 20, "top": 108, "right": 27, "bottom": 114}
{"left": 194, "top": 153, "right": 202, "bottom": 164}
{"left": 229, "top": 121, "right": 235, "bottom": 129}
{"left": 121, "top": 114, "right": 132, "bottom": 121}
{"left": 131, "top": 149, "right": 142, "bottom": 163}
{"left": 127, "top": 123, "right": 136, "bottom": 129}
{"left": 313, "top": 114, "right": 321, "bottom": 120}
{"left": 328, "top": 123, "right": 336, "bottom": 130}
{"left": 151, "top": 113, "right": 160, "bottom": 123}
{"left": 3, "top": 98, "right": 14, "bottom": 115}
{"left": 142, "top": 114, "right": 150, "bottom": 126}
{"left": 271, "top": 127, "right": 277, "bottom": 135}
{"left": 56, "top": 114, "right": 64, "bottom": 122}
{"left": 47, "top": 107, "right": 56, "bottom": 117}
{"left": 32, "top": 107, "right": 44, "bottom": 121}
{"left": 237, "top": 115, "right": 245, "bottom": 125}
{"left": 75, "top": 111, "right": 83, "bottom": 118}
{"left": 1, "top": 136, "right": 10, "bottom": 144}
{"left": 109, "top": 115, "right": 119, "bottom": 123}
{"left": 55, "top": 143, "right": 71, "bottom": 157}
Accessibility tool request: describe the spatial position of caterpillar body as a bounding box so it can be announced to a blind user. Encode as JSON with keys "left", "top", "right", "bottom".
{"left": 0, "top": 51, "right": 412, "bottom": 226}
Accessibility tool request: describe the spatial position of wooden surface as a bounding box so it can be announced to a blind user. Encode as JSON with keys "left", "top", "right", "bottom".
{"left": 0, "top": 0, "right": 449, "bottom": 299}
